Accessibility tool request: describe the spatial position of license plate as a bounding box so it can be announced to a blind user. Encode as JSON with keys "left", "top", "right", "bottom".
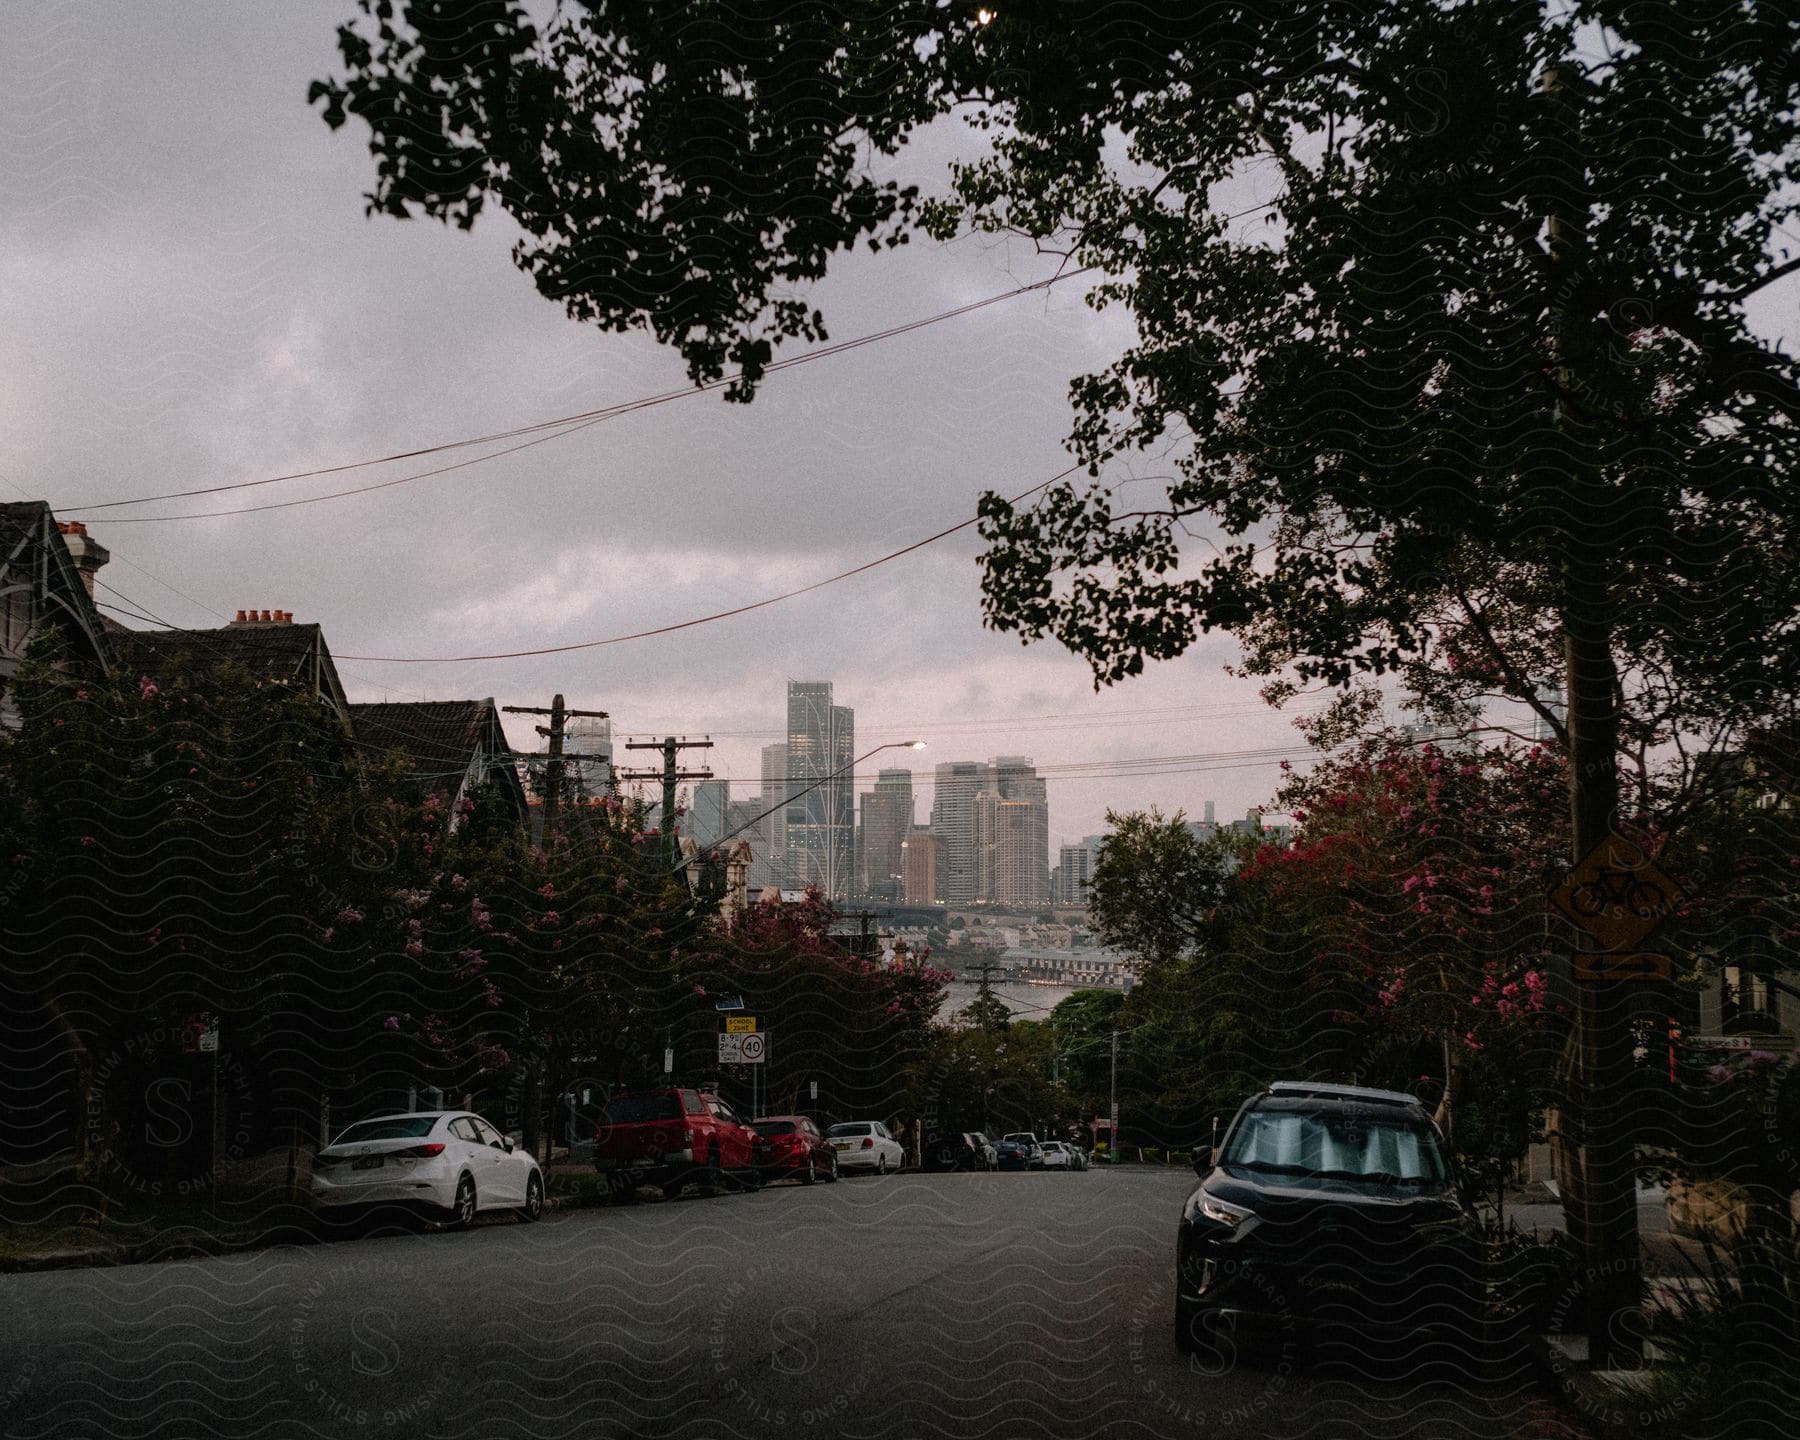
{"left": 832, "top": 1142, "right": 850, "bottom": 1151}
{"left": 352, "top": 1155, "right": 383, "bottom": 1170}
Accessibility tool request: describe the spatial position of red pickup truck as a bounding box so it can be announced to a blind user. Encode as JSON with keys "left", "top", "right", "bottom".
{"left": 593, "top": 1088, "right": 769, "bottom": 1199}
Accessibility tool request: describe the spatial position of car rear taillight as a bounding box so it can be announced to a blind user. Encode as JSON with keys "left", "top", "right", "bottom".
{"left": 861, "top": 1137, "right": 874, "bottom": 1149}
{"left": 396, "top": 1143, "right": 446, "bottom": 1158}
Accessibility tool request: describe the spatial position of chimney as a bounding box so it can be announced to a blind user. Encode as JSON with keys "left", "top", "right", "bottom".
{"left": 228, "top": 608, "right": 296, "bottom": 628}
{"left": 55, "top": 520, "right": 110, "bottom": 599}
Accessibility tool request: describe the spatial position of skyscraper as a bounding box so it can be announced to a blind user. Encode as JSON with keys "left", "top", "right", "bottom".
{"left": 688, "top": 779, "right": 729, "bottom": 851}
{"left": 858, "top": 768, "right": 914, "bottom": 900}
{"left": 786, "top": 682, "right": 855, "bottom": 900}
{"left": 759, "top": 742, "right": 791, "bottom": 885}
{"left": 901, "top": 828, "right": 944, "bottom": 904}
{"left": 976, "top": 756, "right": 1050, "bottom": 907}
{"left": 930, "top": 760, "right": 985, "bottom": 904}
{"left": 565, "top": 714, "right": 614, "bottom": 798}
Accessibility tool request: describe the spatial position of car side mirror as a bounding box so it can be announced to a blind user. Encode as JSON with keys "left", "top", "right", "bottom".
{"left": 1192, "top": 1146, "right": 1214, "bottom": 1177}
{"left": 501, "top": 1138, "right": 513, "bottom": 1153}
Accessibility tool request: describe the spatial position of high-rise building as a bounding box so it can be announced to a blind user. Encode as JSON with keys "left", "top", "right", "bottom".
{"left": 858, "top": 769, "right": 914, "bottom": 900}
{"left": 962, "top": 756, "right": 1050, "bottom": 907}
{"left": 930, "top": 760, "right": 985, "bottom": 904}
{"left": 901, "top": 828, "right": 945, "bottom": 905}
{"left": 687, "top": 779, "right": 730, "bottom": 851}
{"left": 1055, "top": 843, "right": 1095, "bottom": 904}
{"left": 759, "top": 742, "right": 792, "bottom": 886}
{"left": 566, "top": 714, "right": 614, "bottom": 798}
{"left": 1532, "top": 683, "right": 1566, "bottom": 744}
{"left": 786, "top": 682, "right": 855, "bottom": 900}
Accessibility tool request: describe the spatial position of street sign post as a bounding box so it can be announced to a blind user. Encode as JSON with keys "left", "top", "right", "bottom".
{"left": 1573, "top": 952, "right": 1672, "bottom": 983}
{"left": 737, "top": 1033, "right": 766, "bottom": 1064}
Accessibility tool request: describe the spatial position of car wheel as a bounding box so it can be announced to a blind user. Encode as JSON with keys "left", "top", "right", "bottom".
{"left": 824, "top": 1155, "right": 839, "bottom": 1183}
{"left": 1175, "top": 1299, "right": 1235, "bottom": 1366}
{"left": 802, "top": 1157, "right": 817, "bottom": 1186}
{"left": 449, "top": 1174, "right": 476, "bottom": 1230}
{"left": 609, "top": 1176, "right": 639, "bottom": 1205}
{"left": 877, "top": 1154, "right": 889, "bottom": 1176}
{"left": 519, "top": 1171, "right": 544, "bottom": 1221}
{"left": 699, "top": 1148, "right": 723, "bottom": 1197}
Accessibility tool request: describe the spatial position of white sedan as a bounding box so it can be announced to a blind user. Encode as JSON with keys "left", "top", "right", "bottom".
{"left": 310, "top": 1111, "right": 544, "bottom": 1225}
{"left": 1041, "top": 1141, "right": 1087, "bottom": 1171}
{"left": 825, "top": 1121, "right": 907, "bottom": 1175}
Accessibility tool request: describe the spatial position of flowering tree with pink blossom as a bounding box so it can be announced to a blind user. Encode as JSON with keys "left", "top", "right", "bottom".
{"left": 1234, "top": 733, "right": 1572, "bottom": 1200}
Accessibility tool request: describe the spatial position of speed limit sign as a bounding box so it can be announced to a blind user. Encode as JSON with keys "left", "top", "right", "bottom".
{"left": 737, "top": 1032, "right": 767, "bottom": 1064}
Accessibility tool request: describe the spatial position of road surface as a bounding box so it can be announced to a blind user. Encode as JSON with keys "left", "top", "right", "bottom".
{"left": 0, "top": 1169, "right": 1553, "bottom": 1438}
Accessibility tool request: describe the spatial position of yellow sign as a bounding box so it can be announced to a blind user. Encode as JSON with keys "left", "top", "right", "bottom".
{"left": 1549, "top": 836, "right": 1682, "bottom": 953}
{"left": 1573, "top": 952, "right": 1671, "bottom": 983}
{"left": 725, "top": 1016, "right": 757, "bottom": 1034}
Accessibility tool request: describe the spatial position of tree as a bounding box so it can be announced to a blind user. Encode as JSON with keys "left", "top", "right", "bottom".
{"left": 314, "top": 3, "right": 1800, "bottom": 1359}
{"left": 1086, "top": 808, "right": 1230, "bottom": 977}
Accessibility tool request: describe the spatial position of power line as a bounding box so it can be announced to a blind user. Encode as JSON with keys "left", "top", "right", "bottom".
{"left": 332, "top": 467, "right": 1079, "bottom": 663}
{"left": 63, "top": 268, "right": 1100, "bottom": 523}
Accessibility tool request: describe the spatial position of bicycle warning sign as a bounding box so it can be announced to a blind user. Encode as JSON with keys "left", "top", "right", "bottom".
{"left": 1549, "top": 836, "right": 1682, "bottom": 955}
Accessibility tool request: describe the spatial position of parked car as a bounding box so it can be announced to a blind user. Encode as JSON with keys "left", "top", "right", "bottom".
{"left": 1002, "top": 1132, "right": 1045, "bottom": 1169}
{"left": 1041, "top": 1141, "right": 1087, "bottom": 1171}
{"left": 752, "top": 1115, "right": 838, "bottom": 1185}
{"left": 1175, "top": 1081, "right": 1483, "bottom": 1358}
{"left": 993, "top": 1138, "right": 1038, "bottom": 1171}
{"left": 593, "top": 1088, "right": 769, "bottom": 1199}
{"left": 923, "top": 1131, "right": 993, "bottom": 1173}
{"left": 968, "top": 1133, "right": 999, "bottom": 1169}
{"left": 825, "top": 1121, "right": 905, "bottom": 1175}
{"left": 310, "top": 1111, "right": 543, "bottom": 1226}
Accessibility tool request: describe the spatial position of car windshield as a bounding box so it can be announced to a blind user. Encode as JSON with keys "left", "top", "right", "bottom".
{"left": 1222, "top": 1108, "right": 1448, "bottom": 1186}
{"left": 753, "top": 1121, "right": 796, "bottom": 1136}
{"left": 827, "top": 1123, "right": 871, "bottom": 1137}
{"left": 602, "top": 1095, "right": 681, "bottom": 1124}
{"left": 332, "top": 1117, "right": 436, "bottom": 1145}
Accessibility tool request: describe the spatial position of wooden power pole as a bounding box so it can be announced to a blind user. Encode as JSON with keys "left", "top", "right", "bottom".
{"left": 502, "top": 694, "right": 609, "bottom": 849}
{"left": 617, "top": 736, "right": 714, "bottom": 868}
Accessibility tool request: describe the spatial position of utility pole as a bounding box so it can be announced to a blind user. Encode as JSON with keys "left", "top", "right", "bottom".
{"left": 503, "top": 695, "right": 610, "bottom": 849}
{"left": 1540, "top": 60, "right": 1639, "bottom": 1370}
{"left": 617, "top": 736, "right": 714, "bottom": 869}
{"left": 501, "top": 694, "right": 607, "bottom": 1160}
{"left": 1109, "top": 1030, "right": 1120, "bottom": 1165}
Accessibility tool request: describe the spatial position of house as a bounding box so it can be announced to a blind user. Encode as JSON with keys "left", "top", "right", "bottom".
{"left": 111, "top": 609, "right": 351, "bottom": 724}
{"left": 0, "top": 505, "right": 114, "bottom": 726}
{"left": 349, "top": 699, "right": 527, "bottom": 826}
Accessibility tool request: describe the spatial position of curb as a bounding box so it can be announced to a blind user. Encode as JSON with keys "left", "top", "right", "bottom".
{"left": 1, "top": 1221, "right": 323, "bottom": 1274}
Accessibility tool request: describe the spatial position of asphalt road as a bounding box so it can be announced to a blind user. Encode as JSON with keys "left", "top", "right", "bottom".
{"left": 0, "top": 1168, "right": 1553, "bottom": 1439}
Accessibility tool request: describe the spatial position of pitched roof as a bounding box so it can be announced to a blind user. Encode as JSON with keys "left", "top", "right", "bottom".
{"left": 349, "top": 698, "right": 525, "bottom": 817}
{"left": 0, "top": 502, "right": 112, "bottom": 672}
{"left": 110, "top": 623, "right": 349, "bottom": 719}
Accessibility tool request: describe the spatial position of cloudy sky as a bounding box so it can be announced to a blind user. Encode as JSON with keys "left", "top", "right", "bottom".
{"left": 1, "top": 2, "right": 1589, "bottom": 848}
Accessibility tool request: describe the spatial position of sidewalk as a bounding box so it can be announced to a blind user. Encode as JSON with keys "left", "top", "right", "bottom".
{"left": 1493, "top": 1181, "right": 1699, "bottom": 1277}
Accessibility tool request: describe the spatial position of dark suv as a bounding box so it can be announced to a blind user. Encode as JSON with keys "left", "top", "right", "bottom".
{"left": 1175, "top": 1082, "right": 1481, "bottom": 1358}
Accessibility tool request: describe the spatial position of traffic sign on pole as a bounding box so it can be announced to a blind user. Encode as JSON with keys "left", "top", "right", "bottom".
{"left": 737, "top": 1033, "right": 766, "bottom": 1064}
{"left": 725, "top": 1015, "right": 757, "bottom": 1034}
{"left": 1549, "top": 836, "right": 1683, "bottom": 953}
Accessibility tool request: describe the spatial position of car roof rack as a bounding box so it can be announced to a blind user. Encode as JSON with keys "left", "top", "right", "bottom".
{"left": 1265, "top": 1081, "right": 1421, "bottom": 1107}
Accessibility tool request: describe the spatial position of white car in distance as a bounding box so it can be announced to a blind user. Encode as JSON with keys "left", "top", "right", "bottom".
{"left": 1040, "top": 1141, "right": 1086, "bottom": 1171}
{"left": 825, "top": 1121, "right": 906, "bottom": 1175}
{"left": 310, "top": 1111, "right": 544, "bottom": 1226}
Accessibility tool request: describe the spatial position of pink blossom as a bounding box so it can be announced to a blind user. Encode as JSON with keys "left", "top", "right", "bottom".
{"left": 138, "top": 676, "right": 159, "bottom": 699}
{"left": 383, "top": 1016, "right": 400, "bottom": 1031}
